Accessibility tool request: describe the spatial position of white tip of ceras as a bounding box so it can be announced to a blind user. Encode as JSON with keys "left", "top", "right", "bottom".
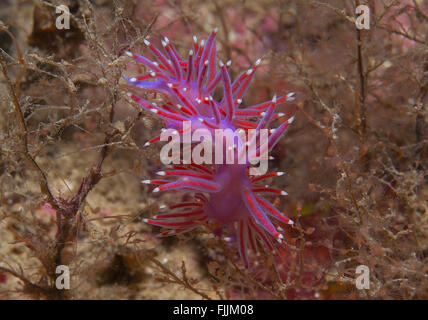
{"left": 144, "top": 141, "right": 150, "bottom": 147}
{"left": 142, "top": 218, "right": 149, "bottom": 223}
{"left": 277, "top": 172, "right": 285, "bottom": 176}
{"left": 246, "top": 69, "right": 254, "bottom": 75}
{"left": 255, "top": 58, "right": 262, "bottom": 66}
{"left": 270, "top": 128, "right": 276, "bottom": 134}
{"left": 281, "top": 190, "right": 288, "bottom": 196}
{"left": 277, "top": 112, "right": 285, "bottom": 117}
{"left": 153, "top": 187, "right": 160, "bottom": 193}
{"left": 226, "top": 60, "right": 232, "bottom": 67}
{"left": 150, "top": 72, "right": 156, "bottom": 77}
{"left": 164, "top": 37, "right": 170, "bottom": 44}
{"left": 288, "top": 220, "right": 294, "bottom": 225}
{"left": 124, "top": 51, "right": 133, "bottom": 57}
{"left": 200, "top": 39, "right": 205, "bottom": 47}
{"left": 161, "top": 40, "right": 167, "bottom": 47}
{"left": 189, "top": 49, "right": 193, "bottom": 56}
{"left": 167, "top": 83, "right": 173, "bottom": 88}
{"left": 130, "top": 77, "right": 137, "bottom": 82}
{"left": 287, "top": 92, "right": 295, "bottom": 101}
{"left": 143, "top": 39, "right": 150, "bottom": 46}
{"left": 269, "top": 156, "right": 275, "bottom": 160}
{"left": 126, "top": 92, "right": 132, "bottom": 97}
{"left": 159, "top": 205, "right": 167, "bottom": 210}
{"left": 219, "top": 60, "right": 224, "bottom": 67}
{"left": 288, "top": 116, "right": 295, "bottom": 124}
{"left": 156, "top": 171, "right": 166, "bottom": 176}
{"left": 224, "top": 236, "right": 232, "bottom": 242}
{"left": 150, "top": 108, "right": 159, "bottom": 114}
{"left": 272, "top": 94, "right": 277, "bottom": 103}
{"left": 213, "top": 27, "right": 219, "bottom": 33}
{"left": 141, "top": 180, "right": 151, "bottom": 184}
{"left": 193, "top": 35, "right": 197, "bottom": 43}
{"left": 204, "top": 60, "right": 209, "bottom": 66}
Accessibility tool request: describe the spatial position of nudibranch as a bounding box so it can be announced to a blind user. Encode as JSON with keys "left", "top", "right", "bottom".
{"left": 124, "top": 28, "right": 296, "bottom": 267}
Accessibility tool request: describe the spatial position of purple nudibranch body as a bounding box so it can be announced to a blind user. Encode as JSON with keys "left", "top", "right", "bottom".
{"left": 125, "top": 28, "right": 295, "bottom": 267}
